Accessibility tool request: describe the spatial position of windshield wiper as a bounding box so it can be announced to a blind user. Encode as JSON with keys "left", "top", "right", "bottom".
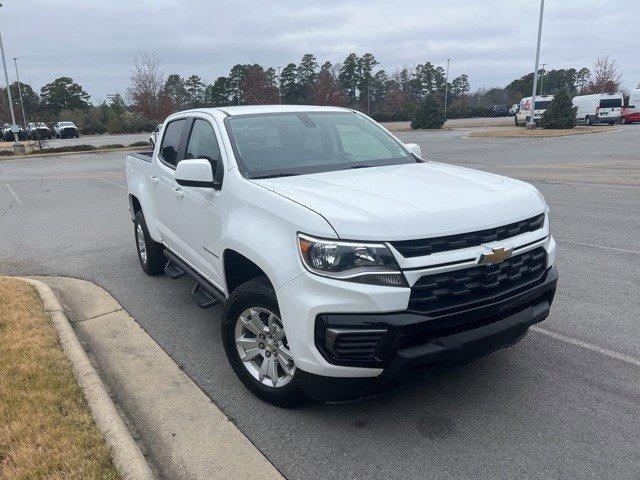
{"left": 252, "top": 172, "right": 297, "bottom": 179}
{"left": 342, "top": 164, "right": 374, "bottom": 170}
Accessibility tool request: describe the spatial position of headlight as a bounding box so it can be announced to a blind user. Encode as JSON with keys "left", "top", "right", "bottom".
{"left": 297, "top": 233, "right": 407, "bottom": 287}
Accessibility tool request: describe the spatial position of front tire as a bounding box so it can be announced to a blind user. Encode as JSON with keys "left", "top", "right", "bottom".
{"left": 222, "top": 277, "right": 305, "bottom": 407}
{"left": 133, "top": 210, "right": 164, "bottom": 275}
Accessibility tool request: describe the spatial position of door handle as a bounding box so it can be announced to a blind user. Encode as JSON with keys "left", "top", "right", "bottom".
{"left": 173, "top": 187, "right": 184, "bottom": 199}
{"left": 149, "top": 174, "right": 159, "bottom": 184}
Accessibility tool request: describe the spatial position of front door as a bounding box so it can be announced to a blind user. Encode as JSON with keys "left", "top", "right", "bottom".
{"left": 172, "top": 117, "right": 225, "bottom": 290}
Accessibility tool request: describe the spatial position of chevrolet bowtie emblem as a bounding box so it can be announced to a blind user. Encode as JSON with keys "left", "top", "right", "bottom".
{"left": 477, "top": 246, "right": 513, "bottom": 266}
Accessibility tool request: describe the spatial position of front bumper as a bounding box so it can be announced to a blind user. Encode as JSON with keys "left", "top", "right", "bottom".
{"left": 299, "top": 265, "right": 557, "bottom": 402}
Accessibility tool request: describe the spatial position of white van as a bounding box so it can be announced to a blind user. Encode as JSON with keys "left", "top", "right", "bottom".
{"left": 572, "top": 93, "right": 623, "bottom": 125}
{"left": 515, "top": 95, "right": 554, "bottom": 126}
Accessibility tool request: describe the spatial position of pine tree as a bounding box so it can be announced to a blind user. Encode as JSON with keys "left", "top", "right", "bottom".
{"left": 539, "top": 89, "right": 577, "bottom": 129}
{"left": 411, "top": 95, "right": 445, "bottom": 129}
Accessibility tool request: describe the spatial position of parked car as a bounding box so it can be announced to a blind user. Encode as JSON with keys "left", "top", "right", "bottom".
{"left": 509, "top": 103, "right": 519, "bottom": 116}
{"left": 621, "top": 88, "right": 640, "bottom": 124}
{"left": 54, "top": 121, "right": 80, "bottom": 138}
{"left": 491, "top": 105, "right": 510, "bottom": 117}
{"left": 2, "top": 123, "right": 28, "bottom": 141}
{"left": 149, "top": 123, "right": 162, "bottom": 147}
{"left": 125, "top": 105, "right": 557, "bottom": 406}
{"left": 26, "top": 122, "right": 52, "bottom": 140}
{"left": 514, "top": 95, "right": 554, "bottom": 126}
{"left": 572, "top": 93, "right": 623, "bottom": 125}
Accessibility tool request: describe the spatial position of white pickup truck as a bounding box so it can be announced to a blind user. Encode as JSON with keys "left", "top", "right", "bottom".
{"left": 124, "top": 105, "right": 557, "bottom": 406}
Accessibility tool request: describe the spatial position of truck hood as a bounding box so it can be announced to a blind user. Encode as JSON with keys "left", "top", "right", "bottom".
{"left": 254, "top": 162, "right": 545, "bottom": 241}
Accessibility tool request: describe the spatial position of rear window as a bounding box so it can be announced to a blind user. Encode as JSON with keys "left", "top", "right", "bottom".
{"left": 535, "top": 101, "right": 552, "bottom": 110}
{"left": 599, "top": 99, "right": 622, "bottom": 108}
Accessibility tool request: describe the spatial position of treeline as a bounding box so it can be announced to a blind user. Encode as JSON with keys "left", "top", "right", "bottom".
{"left": 0, "top": 52, "right": 624, "bottom": 134}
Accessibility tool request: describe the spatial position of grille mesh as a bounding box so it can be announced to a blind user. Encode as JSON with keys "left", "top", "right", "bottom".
{"left": 391, "top": 214, "right": 545, "bottom": 258}
{"left": 409, "top": 247, "right": 547, "bottom": 315}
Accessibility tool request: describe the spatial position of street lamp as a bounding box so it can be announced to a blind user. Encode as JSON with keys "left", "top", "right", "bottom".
{"left": 0, "top": 32, "right": 22, "bottom": 151}
{"left": 527, "top": 0, "right": 545, "bottom": 129}
{"left": 444, "top": 58, "right": 451, "bottom": 115}
{"left": 13, "top": 57, "right": 27, "bottom": 126}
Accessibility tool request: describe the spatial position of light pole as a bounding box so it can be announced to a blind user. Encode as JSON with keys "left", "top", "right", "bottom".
{"left": 277, "top": 66, "right": 282, "bottom": 104}
{"left": 444, "top": 58, "right": 451, "bottom": 115}
{"left": 0, "top": 32, "right": 22, "bottom": 151}
{"left": 13, "top": 57, "right": 26, "bottom": 126}
{"left": 527, "top": 0, "right": 545, "bottom": 129}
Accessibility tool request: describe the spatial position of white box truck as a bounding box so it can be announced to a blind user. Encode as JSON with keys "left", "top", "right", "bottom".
{"left": 514, "top": 95, "right": 554, "bottom": 126}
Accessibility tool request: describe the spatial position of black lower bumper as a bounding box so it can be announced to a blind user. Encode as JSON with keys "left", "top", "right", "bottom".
{"left": 299, "top": 266, "right": 558, "bottom": 403}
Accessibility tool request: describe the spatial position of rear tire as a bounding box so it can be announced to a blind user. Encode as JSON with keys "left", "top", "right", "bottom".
{"left": 222, "top": 277, "right": 305, "bottom": 407}
{"left": 133, "top": 210, "right": 164, "bottom": 275}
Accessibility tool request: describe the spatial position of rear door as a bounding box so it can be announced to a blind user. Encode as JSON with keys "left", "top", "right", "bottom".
{"left": 172, "top": 116, "right": 226, "bottom": 288}
{"left": 151, "top": 117, "right": 189, "bottom": 253}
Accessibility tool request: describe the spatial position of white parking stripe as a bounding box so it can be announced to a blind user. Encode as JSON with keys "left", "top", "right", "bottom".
{"left": 556, "top": 239, "right": 639, "bottom": 255}
{"left": 5, "top": 184, "right": 21, "bottom": 204}
{"left": 548, "top": 201, "right": 640, "bottom": 213}
{"left": 94, "top": 176, "right": 125, "bottom": 189}
{"left": 532, "top": 326, "right": 640, "bottom": 368}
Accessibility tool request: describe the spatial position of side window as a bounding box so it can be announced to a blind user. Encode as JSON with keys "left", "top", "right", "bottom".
{"left": 159, "top": 119, "right": 187, "bottom": 167}
{"left": 185, "top": 119, "right": 221, "bottom": 162}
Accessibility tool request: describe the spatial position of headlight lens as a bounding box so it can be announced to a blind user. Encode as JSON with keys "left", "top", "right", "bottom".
{"left": 297, "top": 234, "right": 407, "bottom": 287}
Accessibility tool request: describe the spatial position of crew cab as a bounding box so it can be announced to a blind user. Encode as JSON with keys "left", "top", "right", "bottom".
{"left": 124, "top": 105, "right": 557, "bottom": 406}
{"left": 54, "top": 121, "right": 80, "bottom": 138}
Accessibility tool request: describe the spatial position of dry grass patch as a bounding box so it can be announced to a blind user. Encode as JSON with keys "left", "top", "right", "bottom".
{"left": 468, "top": 126, "right": 615, "bottom": 138}
{"left": 0, "top": 278, "right": 119, "bottom": 480}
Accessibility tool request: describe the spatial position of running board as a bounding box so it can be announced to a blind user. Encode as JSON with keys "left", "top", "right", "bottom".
{"left": 162, "top": 249, "right": 227, "bottom": 307}
{"left": 164, "top": 259, "right": 185, "bottom": 279}
{"left": 191, "top": 283, "right": 218, "bottom": 309}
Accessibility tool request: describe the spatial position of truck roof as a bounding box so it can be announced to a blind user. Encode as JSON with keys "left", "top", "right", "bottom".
{"left": 176, "top": 104, "right": 352, "bottom": 117}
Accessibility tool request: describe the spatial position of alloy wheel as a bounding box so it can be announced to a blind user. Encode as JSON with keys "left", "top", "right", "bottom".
{"left": 234, "top": 307, "right": 295, "bottom": 387}
{"left": 136, "top": 223, "right": 147, "bottom": 264}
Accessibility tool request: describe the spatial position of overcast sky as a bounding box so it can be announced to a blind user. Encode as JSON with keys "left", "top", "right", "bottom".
{"left": 5, "top": 0, "right": 639, "bottom": 102}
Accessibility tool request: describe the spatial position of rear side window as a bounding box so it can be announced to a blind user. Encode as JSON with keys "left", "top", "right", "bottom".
{"left": 185, "top": 119, "right": 221, "bottom": 161}
{"left": 160, "top": 119, "right": 187, "bottom": 167}
{"left": 599, "top": 98, "right": 622, "bottom": 108}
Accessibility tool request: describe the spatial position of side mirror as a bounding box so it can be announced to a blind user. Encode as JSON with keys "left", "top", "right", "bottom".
{"left": 175, "top": 159, "right": 220, "bottom": 188}
{"left": 405, "top": 143, "right": 422, "bottom": 159}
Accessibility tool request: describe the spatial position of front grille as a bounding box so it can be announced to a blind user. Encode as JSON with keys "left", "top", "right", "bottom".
{"left": 408, "top": 247, "right": 547, "bottom": 315}
{"left": 391, "top": 214, "right": 545, "bottom": 258}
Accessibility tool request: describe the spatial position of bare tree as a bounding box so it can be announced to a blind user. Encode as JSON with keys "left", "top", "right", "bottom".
{"left": 128, "top": 51, "right": 171, "bottom": 122}
{"left": 584, "top": 56, "right": 622, "bottom": 94}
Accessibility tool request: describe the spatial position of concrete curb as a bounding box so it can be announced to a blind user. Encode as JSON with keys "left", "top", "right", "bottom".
{"left": 14, "top": 277, "right": 156, "bottom": 480}
{"left": 0, "top": 145, "right": 147, "bottom": 161}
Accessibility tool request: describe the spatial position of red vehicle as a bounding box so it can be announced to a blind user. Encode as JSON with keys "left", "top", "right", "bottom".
{"left": 621, "top": 108, "right": 640, "bottom": 124}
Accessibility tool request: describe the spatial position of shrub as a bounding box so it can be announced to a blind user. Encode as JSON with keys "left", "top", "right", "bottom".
{"left": 36, "top": 144, "right": 97, "bottom": 154}
{"left": 100, "top": 144, "right": 126, "bottom": 149}
{"left": 129, "top": 141, "right": 151, "bottom": 147}
{"left": 0, "top": 149, "right": 14, "bottom": 156}
{"left": 539, "top": 89, "right": 577, "bottom": 129}
{"left": 411, "top": 95, "right": 446, "bottom": 129}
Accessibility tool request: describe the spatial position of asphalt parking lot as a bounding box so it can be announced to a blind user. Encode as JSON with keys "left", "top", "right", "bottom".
{"left": 1, "top": 125, "right": 639, "bottom": 479}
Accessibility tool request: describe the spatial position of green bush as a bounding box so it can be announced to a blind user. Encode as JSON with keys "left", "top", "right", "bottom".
{"left": 539, "top": 89, "right": 577, "bottom": 129}
{"left": 411, "top": 95, "right": 446, "bottom": 129}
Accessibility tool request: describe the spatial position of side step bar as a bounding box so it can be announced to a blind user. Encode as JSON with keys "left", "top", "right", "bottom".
{"left": 163, "top": 249, "right": 226, "bottom": 308}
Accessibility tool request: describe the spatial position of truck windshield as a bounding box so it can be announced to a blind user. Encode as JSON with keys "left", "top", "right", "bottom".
{"left": 225, "top": 112, "right": 415, "bottom": 178}
{"left": 599, "top": 99, "right": 622, "bottom": 108}
{"left": 535, "top": 101, "right": 552, "bottom": 110}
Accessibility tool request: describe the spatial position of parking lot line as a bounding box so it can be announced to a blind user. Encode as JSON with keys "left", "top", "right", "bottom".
{"left": 548, "top": 201, "right": 640, "bottom": 213}
{"left": 556, "top": 239, "right": 639, "bottom": 255}
{"left": 94, "top": 177, "right": 126, "bottom": 189}
{"left": 532, "top": 326, "right": 640, "bottom": 368}
{"left": 5, "top": 184, "right": 21, "bottom": 205}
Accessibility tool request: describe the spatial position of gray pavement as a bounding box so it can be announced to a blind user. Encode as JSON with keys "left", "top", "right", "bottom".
{"left": 1, "top": 126, "right": 639, "bottom": 479}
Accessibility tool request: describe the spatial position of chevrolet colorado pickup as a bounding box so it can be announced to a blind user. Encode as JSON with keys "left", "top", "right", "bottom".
{"left": 124, "top": 105, "right": 557, "bottom": 406}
